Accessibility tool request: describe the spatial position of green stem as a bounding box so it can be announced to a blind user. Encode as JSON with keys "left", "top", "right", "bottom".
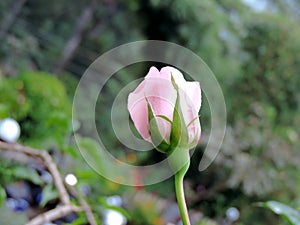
{"left": 174, "top": 161, "right": 191, "bottom": 225}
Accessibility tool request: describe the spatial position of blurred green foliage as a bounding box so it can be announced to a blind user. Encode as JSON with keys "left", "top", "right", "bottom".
{"left": 0, "top": 71, "right": 71, "bottom": 148}
{"left": 0, "top": 0, "right": 300, "bottom": 224}
{"left": 259, "top": 201, "right": 300, "bottom": 225}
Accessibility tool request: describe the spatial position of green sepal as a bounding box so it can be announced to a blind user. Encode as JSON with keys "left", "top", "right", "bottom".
{"left": 166, "top": 76, "right": 191, "bottom": 172}
{"left": 187, "top": 115, "right": 200, "bottom": 128}
{"left": 157, "top": 115, "right": 172, "bottom": 124}
{"left": 168, "top": 76, "right": 189, "bottom": 153}
{"left": 171, "top": 75, "right": 179, "bottom": 90}
{"left": 146, "top": 98, "right": 170, "bottom": 153}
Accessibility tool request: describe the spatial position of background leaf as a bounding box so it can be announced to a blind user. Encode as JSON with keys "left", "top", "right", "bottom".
{"left": 0, "top": 186, "right": 6, "bottom": 207}
{"left": 259, "top": 201, "right": 300, "bottom": 225}
{"left": 10, "top": 167, "right": 43, "bottom": 185}
{"left": 40, "top": 184, "right": 58, "bottom": 207}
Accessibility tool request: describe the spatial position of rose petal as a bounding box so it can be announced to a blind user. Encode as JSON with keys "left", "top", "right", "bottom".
{"left": 145, "top": 66, "right": 162, "bottom": 79}
{"left": 160, "top": 66, "right": 186, "bottom": 85}
{"left": 180, "top": 83, "right": 201, "bottom": 142}
{"left": 184, "top": 81, "right": 201, "bottom": 113}
{"left": 128, "top": 77, "right": 177, "bottom": 142}
{"left": 127, "top": 96, "right": 150, "bottom": 140}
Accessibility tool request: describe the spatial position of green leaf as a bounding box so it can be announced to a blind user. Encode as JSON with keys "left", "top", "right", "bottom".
{"left": 0, "top": 186, "right": 6, "bottom": 207}
{"left": 258, "top": 201, "right": 300, "bottom": 225}
{"left": 146, "top": 98, "right": 170, "bottom": 153}
{"left": 99, "top": 197, "right": 131, "bottom": 220}
{"left": 40, "top": 184, "right": 59, "bottom": 207}
{"left": 65, "top": 215, "right": 87, "bottom": 225}
{"left": 76, "top": 136, "right": 111, "bottom": 174}
{"left": 11, "top": 166, "right": 43, "bottom": 185}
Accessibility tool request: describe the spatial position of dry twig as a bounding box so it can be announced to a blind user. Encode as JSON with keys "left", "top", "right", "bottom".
{"left": 0, "top": 141, "right": 97, "bottom": 225}
{"left": 25, "top": 205, "right": 82, "bottom": 225}
{"left": 66, "top": 185, "right": 98, "bottom": 225}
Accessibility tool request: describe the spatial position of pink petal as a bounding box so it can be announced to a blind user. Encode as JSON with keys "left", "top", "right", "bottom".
{"left": 180, "top": 82, "right": 201, "bottom": 142}
{"left": 127, "top": 96, "right": 150, "bottom": 141}
{"left": 160, "top": 66, "right": 186, "bottom": 85}
{"left": 183, "top": 81, "right": 201, "bottom": 113}
{"left": 128, "top": 76, "right": 177, "bottom": 142}
{"left": 145, "top": 66, "right": 161, "bottom": 79}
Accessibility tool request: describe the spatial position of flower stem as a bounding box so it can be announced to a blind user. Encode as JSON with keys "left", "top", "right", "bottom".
{"left": 174, "top": 161, "right": 191, "bottom": 225}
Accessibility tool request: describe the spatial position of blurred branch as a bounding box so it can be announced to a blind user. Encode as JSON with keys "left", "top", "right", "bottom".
{"left": 25, "top": 205, "right": 82, "bottom": 225}
{"left": 66, "top": 185, "right": 98, "bottom": 225}
{"left": 0, "top": 141, "right": 70, "bottom": 205}
{"left": 0, "top": 0, "right": 27, "bottom": 40}
{"left": 55, "top": 0, "right": 98, "bottom": 74}
{"left": 0, "top": 141, "right": 97, "bottom": 225}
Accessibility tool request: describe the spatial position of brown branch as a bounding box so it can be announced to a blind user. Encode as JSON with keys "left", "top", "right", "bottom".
{"left": 40, "top": 151, "right": 70, "bottom": 205}
{"left": 0, "top": 141, "right": 98, "bottom": 225}
{"left": 0, "top": 141, "right": 70, "bottom": 205}
{"left": 66, "top": 185, "right": 98, "bottom": 225}
{"left": 25, "top": 205, "right": 82, "bottom": 225}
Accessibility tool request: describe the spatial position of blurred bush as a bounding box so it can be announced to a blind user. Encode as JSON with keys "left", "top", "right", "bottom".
{"left": 0, "top": 71, "right": 71, "bottom": 148}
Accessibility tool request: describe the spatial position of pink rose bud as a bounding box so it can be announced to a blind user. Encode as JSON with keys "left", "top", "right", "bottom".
{"left": 128, "top": 66, "right": 201, "bottom": 154}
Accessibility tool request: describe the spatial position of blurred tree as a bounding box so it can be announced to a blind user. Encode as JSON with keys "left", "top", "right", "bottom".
{"left": 55, "top": 0, "right": 98, "bottom": 74}
{"left": 0, "top": 0, "right": 27, "bottom": 41}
